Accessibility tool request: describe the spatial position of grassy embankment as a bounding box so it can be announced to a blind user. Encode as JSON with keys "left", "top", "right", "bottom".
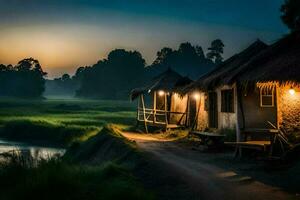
{"left": 0, "top": 125, "right": 154, "bottom": 200}
{"left": 0, "top": 98, "right": 155, "bottom": 199}
{"left": 0, "top": 98, "right": 136, "bottom": 146}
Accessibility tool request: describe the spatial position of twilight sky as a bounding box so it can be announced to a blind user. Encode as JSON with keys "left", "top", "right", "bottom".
{"left": 0, "top": 0, "right": 288, "bottom": 78}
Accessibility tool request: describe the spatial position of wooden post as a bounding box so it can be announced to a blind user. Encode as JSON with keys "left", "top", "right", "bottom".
{"left": 153, "top": 91, "right": 157, "bottom": 124}
{"left": 186, "top": 95, "right": 190, "bottom": 127}
{"left": 141, "top": 94, "right": 148, "bottom": 133}
{"left": 275, "top": 84, "right": 280, "bottom": 129}
{"left": 137, "top": 95, "right": 140, "bottom": 121}
{"left": 234, "top": 83, "right": 242, "bottom": 158}
{"left": 165, "top": 93, "right": 168, "bottom": 130}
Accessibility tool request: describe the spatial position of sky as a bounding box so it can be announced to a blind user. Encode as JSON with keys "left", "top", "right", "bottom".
{"left": 0, "top": 0, "right": 288, "bottom": 78}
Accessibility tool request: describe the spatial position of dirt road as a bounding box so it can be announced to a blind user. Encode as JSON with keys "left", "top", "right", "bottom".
{"left": 122, "top": 132, "right": 296, "bottom": 200}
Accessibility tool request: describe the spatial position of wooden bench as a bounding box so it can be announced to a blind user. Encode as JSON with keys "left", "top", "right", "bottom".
{"left": 227, "top": 128, "right": 278, "bottom": 157}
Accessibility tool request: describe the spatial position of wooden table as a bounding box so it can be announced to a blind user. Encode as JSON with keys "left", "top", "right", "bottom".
{"left": 190, "top": 131, "right": 225, "bottom": 146}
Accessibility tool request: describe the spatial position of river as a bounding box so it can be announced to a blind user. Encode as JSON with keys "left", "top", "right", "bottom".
{"left": 0, "top": 138, "right": 66, "bottom": 160}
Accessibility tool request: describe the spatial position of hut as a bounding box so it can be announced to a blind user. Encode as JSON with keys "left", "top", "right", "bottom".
{"left": 184, "top": 39, "right": 269, "bottom": 132}
{"left": 185, "top": 32, "right": 300, "bottom": 154}
{"left": 131, "top": 68, "right": 193, "bottom": 132}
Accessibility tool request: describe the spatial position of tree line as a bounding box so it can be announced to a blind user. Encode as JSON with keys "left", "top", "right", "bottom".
{"left": 0, "top": 0, "right": 298, "bottom": 99}
{"left": 48, "top": 39, "right": 224, "bottom": 99}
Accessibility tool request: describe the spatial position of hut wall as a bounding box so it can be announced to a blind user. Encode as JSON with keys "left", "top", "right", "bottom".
{"left": 193, "top": 86, "right": 237, "bottom": 131}
{"left": 241, "top": 87, "right": 277, "bottom": 129}
{"left": 195, "top": 92, "right": 209, "bottom": 131}
{"left": 216, "top": 85, "right": 237, "bottom": 130}
{"left": 277, "top": 86, "right": 300, "bottom": 132}
{"left": 169, "top": 93, "right": 188, "bottom": 125}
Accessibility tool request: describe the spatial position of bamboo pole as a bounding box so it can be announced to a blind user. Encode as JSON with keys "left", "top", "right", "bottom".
{"left": 185, "top": 95, "right": 190, "bottom": 127}
{"left": 153, "top": 91, "right": 157, "bottom": 124}
{"left": 165, "top": 93, "right": 168, "bottom": 130}
{"left": 141, "top": 94, "right": 148, "bottom": 133}
{"left": 234, "top": 83, "right": 242, "bottom": 157}
{"left": 137, "top": 95, "right": 140, "bottom": 121}
{"left": 275, "top": 84, "right": 280, "bottom": 129}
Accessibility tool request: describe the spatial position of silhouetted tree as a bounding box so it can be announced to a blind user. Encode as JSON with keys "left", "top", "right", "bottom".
{"left": 61, "top": 74, "right": 71, "bottom": 82}
{"left": 149, "top": 42, "right": 215, "bottom": 79}
{"left": 195, "top": 45, "right": 205, "bottom": 59}
{"left": 75, "top": 49, "right": 147, "bottom": 99}
{"left": 0, "top": 58, "right": 46, "bottom": 98}
{"left": 207, "top": 39, "right": 225, "bottom": 65}
{"left": 281, "top": 0, "right": 300, "bottom": 32}
{"left": 152, "top": 47, "right": 174, "bottom": 66}
{"left": 178, "top": 42, "right": 197, "bottom": 56}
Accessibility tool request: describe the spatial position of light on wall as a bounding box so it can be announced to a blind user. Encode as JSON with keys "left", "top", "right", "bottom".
{"left": 289, "top": 88, "right": 296, "bottom": 95}
{"left": 193, "top": 92, "right": 200, "bottom": 100}
{"left": 158, "top": 90, "right": 165, "bottom": 96}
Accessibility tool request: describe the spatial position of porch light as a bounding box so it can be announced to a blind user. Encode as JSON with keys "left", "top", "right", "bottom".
{"left": 158, "top": 90, "right": 165, "bottom": 96}
{"left": 289, "top": 88, "right": 295, "bottom": 95}
{"left": 193, "top": 92, "right": 200, "bottom": 100}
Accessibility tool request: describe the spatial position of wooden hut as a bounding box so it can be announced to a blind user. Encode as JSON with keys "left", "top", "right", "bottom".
{"left": 185, "top": 32, "right": 300, "bottom": 155}
{"left": 131, "top": 68, "right": 193, "bottom": 132}
{"left": 184, "top": 40, "right": 269, "bottom": 132}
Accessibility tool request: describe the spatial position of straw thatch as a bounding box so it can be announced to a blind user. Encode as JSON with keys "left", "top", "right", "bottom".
{"left": 183, "top": 40, "right": 268, "bottom": 93}
{"left": 225, "top": 32, "right": 300, "bottom": 86}
{"left": 130, "top": 68, "right": 192, "bottom": 100}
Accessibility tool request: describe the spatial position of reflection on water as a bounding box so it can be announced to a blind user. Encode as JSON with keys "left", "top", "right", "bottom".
{"left": 0, "top": 138, "right": 66, "bottom": 160}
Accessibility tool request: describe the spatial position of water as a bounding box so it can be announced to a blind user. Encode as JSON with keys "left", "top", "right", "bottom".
{"left": 0, "top": 138, "right": 66, "bottom": 160}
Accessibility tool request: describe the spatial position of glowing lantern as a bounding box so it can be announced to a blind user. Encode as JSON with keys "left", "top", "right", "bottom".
{"left": 193, "top": 92, "right": 200, "bottom": 100}
{"left": 289, "top": 88, "right": 296, "bottom": 95}
{"left": 158, "top": 90, "right": 165, "bottom": 96}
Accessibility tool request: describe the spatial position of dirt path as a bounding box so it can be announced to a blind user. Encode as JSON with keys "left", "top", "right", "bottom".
{"left": 122, "top": 131, "right": 296, "bottom": 200}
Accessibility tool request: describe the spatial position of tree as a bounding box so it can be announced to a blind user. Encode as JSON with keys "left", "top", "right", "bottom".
{"left": 0, "top": 64, "right": 6, "bottom": 72}
{"left": 206, "top": 39, "right": 225, "bottom": 65}
{"left": 14, "top": 58, "right": 47, "bottom": 97}
{"left": 75, "top": 49, "right": 147, "bottom": 99}
{"left": 280, "top": 0, "right": 300, "bottom": 32}
{"left": 61, "top": 74, "right": 71, "bottom": 82}
{"left": 149, "top": 42, "right": 215, "bottom": 79}
{"left": 152, "top": 47, "right": 173, "bottom": 66}
{"left": 178, "top": 42, "right": 197, "bottom": 56}
{"left": 16, "top": 58, "right": 46, "bottom": 76}
{"left": 195, "top": 45, "right": 205, "bottom": 59}
{"left": 0, "top": 58, "right": 47, "bottom": 98}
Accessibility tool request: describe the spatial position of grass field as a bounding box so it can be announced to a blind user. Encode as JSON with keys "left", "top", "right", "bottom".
{"left": 0, "top": 126, "right": 154, "bottom": 200}
{"left": 0, "top": 98, "right": 156, "bottom": 200}
{"left": 0, "top": 98, "right": 137, "bottom": 146}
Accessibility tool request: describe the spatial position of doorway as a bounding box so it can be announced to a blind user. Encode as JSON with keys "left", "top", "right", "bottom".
{"left": 208, "top": 92, "right": 218, "bottom": 128}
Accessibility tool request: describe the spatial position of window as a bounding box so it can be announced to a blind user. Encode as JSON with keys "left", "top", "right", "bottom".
{"left": 260, "top": 88, "right": 274, "bottom": 107}
{"left": 221, "top": 89, "right": 234, "bottom": 113}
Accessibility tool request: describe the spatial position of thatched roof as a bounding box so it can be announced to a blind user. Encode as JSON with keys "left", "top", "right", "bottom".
{"left": 131, "top": 68, "right": 192, "bottom": 100}
{"left": 225, "top": 32, "right": 300, "bottom": 86}
{"left": 183, "top": 40, "right": 268, "bottom": 92}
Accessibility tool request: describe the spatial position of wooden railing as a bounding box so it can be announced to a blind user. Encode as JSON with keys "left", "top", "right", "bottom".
{"left": 137, "top": 107, "right": 187, "bottom": 125}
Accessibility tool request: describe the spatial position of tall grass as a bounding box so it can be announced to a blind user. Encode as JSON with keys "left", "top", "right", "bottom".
{"left": 0, "top": 98, "right": 136, "bottom": 146}
{"left": 0, "top": 119, "right": 99, "bottom": 146}
{"left": 0, "top": 99, "right": 154, "bottom": 200}
{"left": 0, "top": 153, "right": 154, "bottom": 200}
